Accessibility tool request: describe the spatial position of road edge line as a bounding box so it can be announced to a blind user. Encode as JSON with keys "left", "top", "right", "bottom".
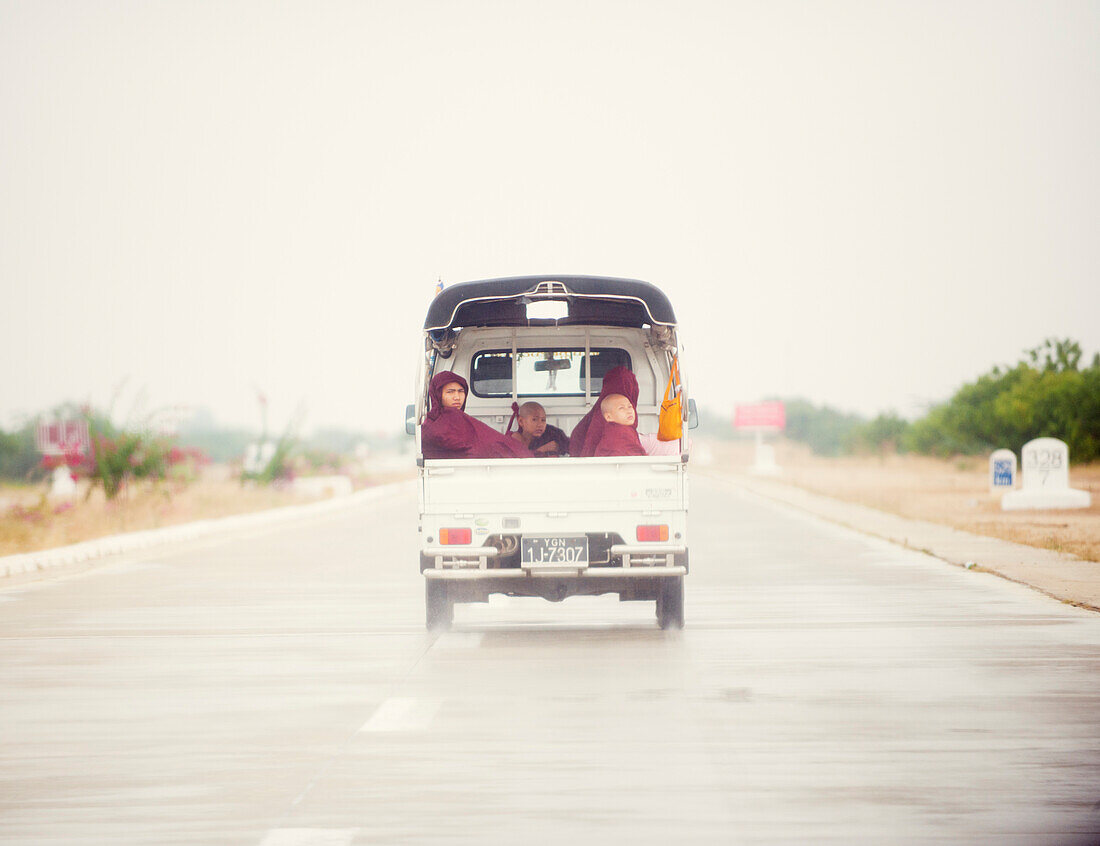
{"left": 1, "top": 479, "right": 415, "bottom": 582}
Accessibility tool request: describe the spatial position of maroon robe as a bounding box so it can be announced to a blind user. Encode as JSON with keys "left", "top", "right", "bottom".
{"left": 593, "top": 422, "right": 646, "bottom": 457}
{"left": 568, "top": 366, "right": 640, "bottom": 457}
{"left": 421, "top": 372, "right": 530, "bottom": 459}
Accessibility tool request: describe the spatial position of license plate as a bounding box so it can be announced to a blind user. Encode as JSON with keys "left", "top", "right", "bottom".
{"left": 521, "top": 535, "right": 589, "bottom": 567}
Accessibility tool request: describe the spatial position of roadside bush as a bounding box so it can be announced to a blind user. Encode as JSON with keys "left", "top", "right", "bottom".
{"left": 697, "top": 398, "right": 868, "bottom": 456}
{"left": 166, "top": 446, "right": 212, "bottom": 484}
{"left": 241, "top": 432, "right": 298, "bottom": 486}
{"left": 781, "top": 398, "right": 865, "bottom": 456}
{"left": 297, "top": 448, "right": 345, "bottom": 475}
{"left": 0, "top": 423, "right": 41, "bottom": 481}
{"left": 904, "top": 339, "right": 1100, "bottom": 462}
{"left": 84, "top": 416, "right": 177, "bottom": 499}
{"left": 31, "top": 407, "right": 200, "bottom": 500}
{"left": 692, "top": 405, "right": 736, "bottom": 441}
{"left": 309, "top": 427, "right": 371, "bottom": 455}
{"left": 176, "top": 407, "right": 254, "bottom": 463}
{"left": 849, "top": 412, "right": 911, "bottom": 455}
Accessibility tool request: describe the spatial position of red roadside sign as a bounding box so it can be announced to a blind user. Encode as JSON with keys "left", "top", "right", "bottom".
{"left": 734, "top": 401, "right": 786, "bottom": 431}
{"left": 35, "top": 419, "right": 91, "bottom": 456}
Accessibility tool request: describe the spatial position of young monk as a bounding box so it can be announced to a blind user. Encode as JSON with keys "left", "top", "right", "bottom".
{"left": 510, "top": 401, "right": 570, "bottom": 456}
{"left": 593, "top": 393, "right": 646, "bottom": 457}
{"left": 569, "top": 365, "right": 639, "bottom": 457}
{"left": 421, "top": 372, "right": 530, "bottom": 459}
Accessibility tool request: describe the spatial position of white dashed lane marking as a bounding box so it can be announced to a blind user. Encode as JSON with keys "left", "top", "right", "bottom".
{"left": 261, "top": 614, "right": 470, "bottom": 834}
{"left": 358, "top": 697, "right": 441, "bottom": 733}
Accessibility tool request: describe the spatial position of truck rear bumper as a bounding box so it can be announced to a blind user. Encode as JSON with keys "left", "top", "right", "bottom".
{"left": 423, "top": 566, "right": 686, "bottom": 604}
{"left": 420, "top": 544, "right": 688, "bottom": 574}
{"left": 424, "top": 565, "right": 686, "bottom": 579}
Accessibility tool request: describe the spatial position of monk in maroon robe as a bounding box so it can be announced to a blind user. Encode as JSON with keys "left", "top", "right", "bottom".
{"left": 421, "top": 372, "right": 530, "bottom": 459}
{"left": 568, "top": 366, "right": 640, "bottom": 457}
{"left": 593, "top": 393, "right": 646, "bottom": 457}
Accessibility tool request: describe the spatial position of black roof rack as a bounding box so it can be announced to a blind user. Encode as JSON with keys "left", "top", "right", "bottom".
{"left": 423, "top": 275, "right": 677, "bottom": 331}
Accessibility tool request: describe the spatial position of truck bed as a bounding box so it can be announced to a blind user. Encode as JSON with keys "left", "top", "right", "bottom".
{"left": 420, "top": 454, "right": 687, "bottom": 513}
{"left": 418, "top": 454, "right": 688, "bottom": 574}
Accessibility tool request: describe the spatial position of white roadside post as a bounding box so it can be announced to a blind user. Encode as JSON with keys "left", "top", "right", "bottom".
{"left": 244, "top": 442, "right": 277, "bottom": 475}
{"left": 49, "top": 466, "right": 77, "bottom": 499}
{"left": 989, "top": 448, "right": 1017, "bottom": 495}
{"left": 734, "top": 401, "right": 785, "bottom": 476}
{"left": 1001, "top": 437, "right": 1091, "bottom": 510}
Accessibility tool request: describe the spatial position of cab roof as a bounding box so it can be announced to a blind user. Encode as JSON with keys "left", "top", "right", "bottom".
{"left": 423, "top": 275, "right": 677, "bottom": 331}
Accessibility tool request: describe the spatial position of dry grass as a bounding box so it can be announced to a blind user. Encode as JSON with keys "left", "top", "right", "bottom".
{"left": 7, "top": 445, "right": 1098, "bottom": 564}
{"left": 708, "top": 439, "right": 1100, "bottom": 563}
{"left": 0, "top": 465, "right": 413, "bottom": 558}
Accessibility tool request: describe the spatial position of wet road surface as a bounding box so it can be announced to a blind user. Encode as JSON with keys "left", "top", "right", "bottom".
{"left": 1, "top": 476, "right": 1099, "bottom": 845}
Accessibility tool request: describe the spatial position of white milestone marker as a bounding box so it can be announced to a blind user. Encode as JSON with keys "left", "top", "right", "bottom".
{"left": 1002, "top": 437, "right": 1091, "bottom": 510}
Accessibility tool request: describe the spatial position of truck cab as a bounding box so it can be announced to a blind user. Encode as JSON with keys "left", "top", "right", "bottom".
{"left": 408, "top": 276, "right": 696, "bottom": 630}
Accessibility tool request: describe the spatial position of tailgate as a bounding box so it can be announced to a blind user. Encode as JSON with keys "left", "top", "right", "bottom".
{"left": 421, "top": 455, "right": 684, "bottom": 514}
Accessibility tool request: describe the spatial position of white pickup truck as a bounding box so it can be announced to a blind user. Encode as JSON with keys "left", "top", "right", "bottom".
{"left": 407, "top": 276, "right": 697, "bottom": 630}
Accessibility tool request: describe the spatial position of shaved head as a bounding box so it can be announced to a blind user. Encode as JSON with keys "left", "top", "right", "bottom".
{"left": 601, "top": 393, "right": 636, "bottom": 426}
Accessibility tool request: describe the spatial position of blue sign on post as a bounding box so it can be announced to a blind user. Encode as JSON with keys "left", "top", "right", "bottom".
{"left": 989, "top": 449, "right": 1017, "bottom": 492}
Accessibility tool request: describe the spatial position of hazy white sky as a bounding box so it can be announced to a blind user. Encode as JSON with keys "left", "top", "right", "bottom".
{"left": 3, "top": 0, "right": 1098, "bottom": 435}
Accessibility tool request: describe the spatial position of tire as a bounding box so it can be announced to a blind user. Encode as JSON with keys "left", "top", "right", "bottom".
{"left": 425, "top": 580, "right": 453, "bottom": 631}
{"left": 657, "top": 576, "right": 684, "bottom": 630}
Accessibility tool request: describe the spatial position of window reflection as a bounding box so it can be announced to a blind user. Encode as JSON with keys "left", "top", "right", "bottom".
{"left": 470, "top": 349, "right": 631, "bottom": 397}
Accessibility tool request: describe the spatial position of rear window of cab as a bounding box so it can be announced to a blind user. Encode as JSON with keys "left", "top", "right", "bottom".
{"left": 470, "top": 348, "right": 631, "bottom": 398}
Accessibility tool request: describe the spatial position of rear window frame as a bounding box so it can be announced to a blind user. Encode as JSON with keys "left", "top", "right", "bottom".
{"left": 468, "top": 347, "right": 633, "bottom": 399}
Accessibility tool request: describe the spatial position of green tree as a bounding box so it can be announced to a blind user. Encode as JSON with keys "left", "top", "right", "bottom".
{"left": 904, "top": 338, "right": 1100, "bottom": 462}
{"left": 780, "top": 398, "right": 865, "bottom": 456}
{"left": 0, "top": 423, "right": 41, "bottom": 481}
{"left": 1026, "top": 338, "right": 1082, "bottom": 372}
{"left": 850, "top": 412, "right": 911, "bottom": 454}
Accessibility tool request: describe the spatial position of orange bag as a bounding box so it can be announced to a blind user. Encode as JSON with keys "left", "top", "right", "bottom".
{"left": 657, "top": 357, "right": 683, "bottom": 442}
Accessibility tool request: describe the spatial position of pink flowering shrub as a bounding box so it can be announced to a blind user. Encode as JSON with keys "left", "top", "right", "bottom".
{"left": 37, "top": 411, "right": 209, "bottom": 500}
{"left": 166, "top": 446, "right": 211, "bottom": 484}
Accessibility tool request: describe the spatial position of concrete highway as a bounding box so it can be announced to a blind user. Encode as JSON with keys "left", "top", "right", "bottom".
{"left": 1, "top": 476, "right": 1099, "bottom": 845}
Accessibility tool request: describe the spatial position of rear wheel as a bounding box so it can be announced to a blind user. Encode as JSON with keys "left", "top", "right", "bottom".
{"left": 656, "top": 576, "right": 684, "bottom": 630}
{"left": 425, "top": 580, "right": 453, "bottom": 631}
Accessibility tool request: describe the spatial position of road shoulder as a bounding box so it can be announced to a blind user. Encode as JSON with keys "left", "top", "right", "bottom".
{"left": 0, "top": 480, "right": 416, "bottom": 585}
{"left": 716, "top": 471, "right": 1100, "bottom": 612}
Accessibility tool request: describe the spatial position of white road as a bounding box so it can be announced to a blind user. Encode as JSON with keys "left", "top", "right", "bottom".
{"left": 1, "top": 476, "right": 1098, "bottom": 845}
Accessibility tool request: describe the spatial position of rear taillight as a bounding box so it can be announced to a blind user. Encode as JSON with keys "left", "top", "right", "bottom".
{"left": 439, "top": 528, "right": 472, "bottom": 545}
{"left": 636, "top": 525, "right": 669, "bottom": 542}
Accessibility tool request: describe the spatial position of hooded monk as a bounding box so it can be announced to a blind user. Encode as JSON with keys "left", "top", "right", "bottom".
{"left": 593, "top": 393, "right": 646, "bottom": 457}
{"left": 568, "top": 365, "right": 640, "bottom": 457}
{"left": 421, "top": 372, "right": 530, "bottom": 460}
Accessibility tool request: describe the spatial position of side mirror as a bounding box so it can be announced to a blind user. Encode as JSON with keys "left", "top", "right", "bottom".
{"left": 687, "top": 398, "right": 700, "bottom": 430}
{"left": 405, "top": 403, "right": 416, "bottom": 436}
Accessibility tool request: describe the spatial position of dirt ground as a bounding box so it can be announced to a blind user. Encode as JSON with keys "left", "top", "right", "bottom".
{"left": 4, "top": 445, "right": 1098, "bottom": 564}
{"left": 0, "top": 466, "right": 413, "bottom": 558}
{"left": 706, "top": 439, "right": 1100, "bottom": 563}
